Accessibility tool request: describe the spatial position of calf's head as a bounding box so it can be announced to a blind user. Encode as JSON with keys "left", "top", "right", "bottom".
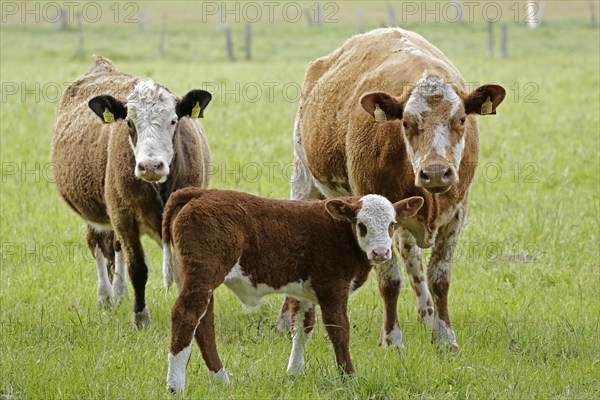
{"left": 89, "top": 80, "right": 211, "bottom": 183}
{"left": 361, "top": 75, "right": 505, "bottom": 194}
{"left": 326, "top": 194, "right": 424, "bottom": 262}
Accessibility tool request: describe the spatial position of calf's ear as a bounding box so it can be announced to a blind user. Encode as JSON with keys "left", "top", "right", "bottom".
{"left": 393, "top": 196, "right": 424, "bottom": 219}
{"left": 360, "top": 92, "right": 403, "bottom": 121}
{"left": 177, "top": 90, "right": 212, "bottom": 119}
{"left": 88, "top": 95, "right": 127, "bottom": 123}
{"left": 325, "top": 199, "right": 358, "bottom": 222}
{"left": 464, "top": 84, "right": 506, "bottom": 115}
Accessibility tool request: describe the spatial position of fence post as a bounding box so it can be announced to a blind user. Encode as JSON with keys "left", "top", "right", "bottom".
{"left": 387, "top": 2, "right": 396, "bottom": 26}
{"left": 501, "top": 24, "right": 508, "bottom": 58}
{"left": 73, "top": 12, "right": 84, "bottom": 58}
{"left": 158, "top": 15, "right": 166, "bottom": 58}
{"left": 225, "top": 24, "right": 234, "bottom": 62}
{"left": 487, "top": 21, "right": 494, "bottom": 57}
{"left": 591, "top": 1, "right": 598, "bottom": 28}
{"left": 357, "top": 6, "right": 364, "bottom": 33}
{"left": 245, "top": 24, "right": 252, "bottom": 60}
{"left": 452, "top": 0, "right": 463, "bottom": 24}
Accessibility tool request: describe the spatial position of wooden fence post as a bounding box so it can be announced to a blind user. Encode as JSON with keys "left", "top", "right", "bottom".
{"left": 225, "top": 24, "right": 234, "bottom": 62}
{"left": 158, "top": 15, "right": 166, "bottom": 58}
{"left": 73, "top": 12, "right": 84, "bottom": 58}
{"left": 501, "top": 24, "right": 508, "bottom": 58}
{"left": 245, "top": 24, "right": 252, "bottom": 60}
{"left": 487, "top": 21, "right": 494, "bottom": 57}
{"left": 357, "top": 6, "right": 364, "bottom": 33}
{"left": 387, "top": 2, "right": 396, "bottom": 26}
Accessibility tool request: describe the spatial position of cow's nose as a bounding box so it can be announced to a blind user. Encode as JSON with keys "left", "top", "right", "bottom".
{"left": 371, "top": 247, "right": 391, "bottom": 262}
{"left": 417, "top": 164, "right": 457, "bottom": 193}
{"left": 137, "top": 160, "right": 166, "bottom": 182}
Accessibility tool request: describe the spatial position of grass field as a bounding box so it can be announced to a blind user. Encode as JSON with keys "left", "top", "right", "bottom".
{"left": 1, "top": 1, "right": 599, "bottom": 399}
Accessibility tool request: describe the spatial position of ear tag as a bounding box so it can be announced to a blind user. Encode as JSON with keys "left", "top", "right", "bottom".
{"left": 481, "top": 97, "right": 493, "bottom": 115}
{"left": 191, "top": 101, "right": 201, "bottom": 119}
{"left": 102, "top": 107, "right": 115, "bottom": 124}
{"left": 374, "top": 104, "right": 387, "bottom": 122}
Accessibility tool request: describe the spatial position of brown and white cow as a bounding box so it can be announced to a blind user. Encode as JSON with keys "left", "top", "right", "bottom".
{"left": 161, "top": 188, "right": 424, "bottom": 393}
{"left": 51, "top": 56, "right": 212, "bottom": 328}
{"left": 277, "top": 28, "right": 506, "bottom": 350}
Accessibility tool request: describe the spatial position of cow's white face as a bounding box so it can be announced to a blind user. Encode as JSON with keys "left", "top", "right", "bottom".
{"left": 125, "top": 81, "right": 178, "bottom": 183}
{"left": 402, "top": 76, "right": 465, "bottom": 193}
{"left": 360, "top": 76, "right": 506, "bottom": 194}
{"left": 325, "top": 194, "right": 424, "bottom": 263}
{"left": 88, "top": 82, "right": 212, "bottom": 184}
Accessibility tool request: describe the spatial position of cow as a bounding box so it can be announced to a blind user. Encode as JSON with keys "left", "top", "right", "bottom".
{"left": 51, "top": 56, "right": 213, "bottom": 329}
{"left": 161, "top": 188, "right": 424, "bottom": 393}
{"left": 277, "top": 28, "right": 506, "bottom": 351}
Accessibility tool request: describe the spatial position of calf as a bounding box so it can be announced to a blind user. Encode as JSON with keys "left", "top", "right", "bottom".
{"left": 51, "top": 56, "right": 212, "bottom": 328}
{"left": 162, "top": 188, "right": 423, "bottom": 393}
{"left": 279, "top": 28, "right": 506, "bottom": 350}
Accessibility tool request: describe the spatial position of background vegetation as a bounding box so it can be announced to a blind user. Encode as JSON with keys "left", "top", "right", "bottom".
{"left": 1, "top": 1, "right": 598, "bottom": 398}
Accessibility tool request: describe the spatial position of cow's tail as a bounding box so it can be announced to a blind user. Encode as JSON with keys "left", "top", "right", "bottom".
{"left": 162, "top": 187, "right": 206, "bottom": 292}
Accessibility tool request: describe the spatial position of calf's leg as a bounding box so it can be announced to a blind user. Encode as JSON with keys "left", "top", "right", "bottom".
{"left": 167, "top": 287, "right": 215, "bottom": 393}
{"left": 320, "top": 296, "right": 354, "bottom": 374}
{"left": 287, "top": 300, "right": 315, "bottom": 377}
{"left": 375, "top": 255, "right": 405, "bottom": 350}
{"left": 112, "top": 240, "right": 128, "bottom": 302}
{"left": 194, "top": 294, "right": 229, "bottom": 385}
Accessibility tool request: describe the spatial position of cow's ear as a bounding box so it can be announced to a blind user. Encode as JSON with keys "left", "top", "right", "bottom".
{"left": 393, "top": 196, "right": 424, "bottom": 219}
{"left": 88, "top": 95, "right": 127, "bottom": 123}
{"left": 177, "top": 90, "right": 212, "bottom": 119}
{"left": 325, "top": 199, "right": 358, "bottom": 222}
{"left": 360, "top": 92, "right": 403, "bottom": 121}
{"left": 464, "top": 84, "right": 506, "bottom": 115}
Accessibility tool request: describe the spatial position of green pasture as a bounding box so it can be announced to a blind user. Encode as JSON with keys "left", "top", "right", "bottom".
{"left": 1, "top": 2, "right": 599, "bottom": 399}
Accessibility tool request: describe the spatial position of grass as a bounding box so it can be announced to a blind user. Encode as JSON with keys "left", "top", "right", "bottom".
{"left": 1, "top": 2, "right": 599, "bottom": 399}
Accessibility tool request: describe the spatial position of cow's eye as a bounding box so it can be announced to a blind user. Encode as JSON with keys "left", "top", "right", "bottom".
{"left": 403, "top": 121, "right": 410, "bottom": 130}
{"left": 126, "top": 119, "right": 134, "bottom": 129}
{"left": 358, "top": 222, "right": 367, "bottom": 237}
{"left": 388, "top": 222, "right": 395, "bottom": 236}
{"left": 171, "top": 119, "right": 177, "bottom": 126}
{"left": 459, "top": 117, "right": 466, "bottom": 126}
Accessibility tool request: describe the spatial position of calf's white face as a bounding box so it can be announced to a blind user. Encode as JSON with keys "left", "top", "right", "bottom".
{"left": 88, "top": 80, "right": 212, "bottom": 183}
{"left": 360, "top": 75, "right": 506, "bottom": 194}
{"left": 326, "top": 194, "right": 424, "bottom": 262}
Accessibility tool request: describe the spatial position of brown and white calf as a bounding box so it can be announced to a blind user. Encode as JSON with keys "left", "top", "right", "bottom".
{"left": 161, "top": 188, "right": 423, "bottom": 393}
{"left": 278, "top": 28, "right": 506, "bottom": 350}
{"left": 51, "top": 56, "right": 212, "bottom": 328}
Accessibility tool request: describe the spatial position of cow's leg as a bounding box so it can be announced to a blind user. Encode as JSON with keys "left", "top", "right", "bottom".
{"left": 427, "top": 206, "right": 465, "bottom": 351}
{"left": 287, "top": 300, "right": 315, "bottom": 377}
{"left": 398, "top": 228, "right": 434, "bottom": 327}
{"left": 194, "top": 294, "right": 229, "bottom": 385}
{"left": 167, "top": 287, "right": 215, "bottom": 393}
{"left": 86, "top": 226, "right": 113, "bottom": 308}
{"left": 112, "top": 240, "right": 128, "bottom": 302}
{"left": 114, "top": 220, "right": 150, "bottom": 329}
{"left": 319, "top": 296, "right": 354, "bottom": 374}
{"left": 375, "top": 255, "right": 405, "bottom": 350}
{"left": 276, "top": 153, "right": 322, "bottom": 332}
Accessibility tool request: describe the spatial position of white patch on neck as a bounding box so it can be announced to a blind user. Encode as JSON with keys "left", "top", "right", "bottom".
{"left": 431, "top": 124, "right": 451, "bottom": 157}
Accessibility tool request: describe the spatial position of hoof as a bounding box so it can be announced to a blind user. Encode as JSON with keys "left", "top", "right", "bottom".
{"left": 380, "top": 324, "right": 405, "bottom": 350}
{"left": 97, "top": 287, "right": 114, "bottom": 309}
{"left": 420, "top": 312, "right": 434, "bottom": 328}
{"left": 432, "top": 319, "right": 458, "bottom": 351}
{"left": 112, "top": 274, "right": 128, "bottom": 303}
{"left": 131, "top": 306, "right": 151, "bottom": 330}
{"left": 209, "top": 368, "right": 231, "bottom": 385}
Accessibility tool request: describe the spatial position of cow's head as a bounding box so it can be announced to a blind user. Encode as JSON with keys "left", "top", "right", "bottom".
{"left": 361, "top": 75, "right": 505, "bottom": 194}
{"left": 326, "top": 194, "right": 424, "bottom": 262}
{"left": 88, "top": 80, "right": 212, "bottom": 183}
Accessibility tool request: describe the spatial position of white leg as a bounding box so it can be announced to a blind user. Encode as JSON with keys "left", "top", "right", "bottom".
{"left": 112, "top": 250, "right": 128, "bottom": 302}
{"left": 166, "top": 344, "right": 192, "bottom": 394}
{"left": 286, "top": 301, "right": 314, "bottom": 377}
{"left": 95, "top": 246, "right": 114, "bottom": 308}
{"left": 162, "top": 243, "right": 174, "bottom": 292}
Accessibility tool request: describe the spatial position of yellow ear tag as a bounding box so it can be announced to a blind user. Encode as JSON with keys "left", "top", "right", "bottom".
{"left": 374, "top": 104, "right": 387, "bottom": 122}
{"left": 102, "top": 107, "right": 115, "bottom": 124}
{"left": 191, "top": 101, "right": 201, "bottom": 119}
{"left": 481, "top": 97, "right": 493, "bottom": 115}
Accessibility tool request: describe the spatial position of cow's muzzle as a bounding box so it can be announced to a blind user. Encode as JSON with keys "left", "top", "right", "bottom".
{"left": 416, "top": 164, "right": 458, "bottom": 194}
{"left": 137, "top": 159, "right": 168, "bottom": 183}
